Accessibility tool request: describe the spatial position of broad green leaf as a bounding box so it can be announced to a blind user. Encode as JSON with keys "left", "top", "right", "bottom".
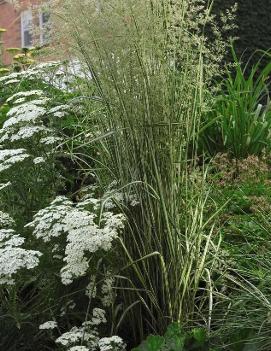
{"left": 191, "top": 328, "right": 207, "bottom": 345}
{"left": 132, "top": 335, "right": 165, "bottom": 351}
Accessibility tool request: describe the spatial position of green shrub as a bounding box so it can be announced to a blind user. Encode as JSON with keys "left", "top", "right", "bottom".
{"left": 132, "top": 323, "right": 216, "bottom": 351}
{"left": 0, "top": 63, "right": 126, "bottom": 350}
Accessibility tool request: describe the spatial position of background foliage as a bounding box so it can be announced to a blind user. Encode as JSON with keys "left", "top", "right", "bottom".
{"left": 212, "top": 0, "right": 271, "bottom": 68}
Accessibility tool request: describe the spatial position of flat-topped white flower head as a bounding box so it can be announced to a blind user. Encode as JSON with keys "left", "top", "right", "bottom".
{"left": 4, "top": 103, "right": 46, "bottom": 129}
{"left": 0, "top": 126, "right": 51, "bottom": 144}
{"left": 33, "top": 157, "right": 46, "bottom": 165}
{"left": 98, "top": 336, "right": 126, "bottom": 351}
{"left": 56, "top": 326, "right": 94, "bottom": 347}
{"left": 0, "top": 149, "right": 30, "bottom": 172}
{"left": 0, "top": 228, "right": 41, "bottom": 285}
{"left": 6, "top": 90, "right": 44, "bottom": 104}
{"left": 26, "top": 195, "right": 125, "bottom": 285}
{"left": 68, "top": 346, "right": 89, "bottom": 351}
{"left": 48, "top": 104, "right": 70, "bottom": 118}
{"left": 0, "top": 211, "right": 15, "bottom": 229}
{"left": 39, "top": 320, "right": 58, "bottom": 330}
{"left": 40, "top": 136, "right": 62, "bottom": 145}
{"left": 56, "top": 307, "right": 107, "bottom": 348}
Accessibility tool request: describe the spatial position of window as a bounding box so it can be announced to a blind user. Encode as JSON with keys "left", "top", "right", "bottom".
{"left": 21, "top": 10, "right": 33, "bottom": 48}
{"left": 21, "top": 9, "right": 51, "bottom": 48}
{"left": 39, "top": 11, "right": 50, "bottom": 45}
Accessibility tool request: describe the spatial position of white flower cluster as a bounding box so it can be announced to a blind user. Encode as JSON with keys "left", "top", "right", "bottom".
{"left": 26, "top": 196, "right": 125, "bottom": 285}
{"left": 56, "top": 325, "right": 98, "bottom": 349}
{"left": 78, "top": 183, "right": 139, "bottom": 213}
{"left": 90, "top": 308, "right": 107, "bottom": 325}
{"left": 0, "top": 78, "right": 74, "bottom": 176}
{"left": 0, "top": 62, "right": 79, "bottom": 161}
{"left": 0, "top": 149, "right": 30, "bottom": 173}
{"left": 55, "top": 308, "right": 124, "bottom": 351}
{"left": 48, "top": 104, "right": 70, "bottom": 118}
{"left": 89, "top": 180, "right": 140, "bottom": 211}
{"left": 0, "top": 210, "right": 15, "bottom": 228}
{"left": 61, "top": 208, "right": 124, "bottom": 285}
{"left": 0, "top": 62, "right": 61, "bottom": 86}
{"left": 0, "top": 60, "right": 90, "bottom": 91}
{"left": 56, "top": 308, "right": 105, "bottom": 347}
{"left": 4, "top": 103, "right": 46, "bottom": 129}
{"left": 69, "top": 346, "right": 89, "bottom": 351}
{"left": 98, "top": 336, "right": 126, "bottom": 351}
{"left": 25, "top": 196, "right": 73, "bottom": 242}
{"left": 39, "top": 320, "right": 58, "bottom": 330}
{"left": 0, "top": 228, "right": 41, "bottom": 285}
{"left": 33, "top": 156, "right": 46, "bottom": 165}
{"left": 6, "top": 90, "right": 44, "bottom": 104}
{"left": 39, "top": 136, "right": 62, "bottom": 145}
{"left": 0, "top": 89, "right": 62, "bottom": 146}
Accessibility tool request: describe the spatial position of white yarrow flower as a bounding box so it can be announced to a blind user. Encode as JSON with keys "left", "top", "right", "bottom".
{"left": 6, "top": 90, "right": 44, "bottom": 103}
{"left": 5, "top": 79, "right": 20, "bottom": 85}
{"left": 40, "top": 136, "right": 62, "bottom": 145}
{"left": 0, "top": 229, "right": 42, "bottom": 285}
{"left": 4, "top": 104, "right": 46, "bottom": 128}
{"left": 48, "top": 104, "right": 70, "bottom": 118}
{"left": 0, "top": 149, "right": 30, "bottom": 172}
{"left": 0, "top": 211, "right": 15, "bottom": 228}
{"left": 89, "top": 308, "right": 106, "bottom": 326}
{"left": 7, "top": 126, "right": 49, "bottom": 142}
{"left": 33, "top": 157, "right": 46, "bottom": 165}
{"left": 98, "top": 336, "right": 126, "bottom": 351}
{"left": 56, "top": 327, "right": 87, "bottom": 346}
{"left": 69, "top": 347, "right": 89, "bottom": 351}
{"left": 26, "top": 196, "right": 125, "bottom": 285}
{"left": 39, "top": 320, "right": 58, "bottom": 330}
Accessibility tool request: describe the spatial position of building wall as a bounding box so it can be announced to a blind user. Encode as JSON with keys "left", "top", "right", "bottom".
{"left": 0, "top": 1, "right": 21, "bottom": 64}
{"left": 0, "top": 0, "right": 44, "bottom": 64}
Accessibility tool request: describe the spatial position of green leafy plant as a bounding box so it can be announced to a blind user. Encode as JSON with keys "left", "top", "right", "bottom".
{"left": 132, "top": 323, "right": 214, "bottom": 351}
{"left": 0, "top": 62, "right": 126, "bottom": 350}
{"left": 201, "top": 49, "right": 271, "bottom": 158}
{"left": 206, "top": 155, "right": 271, "bottom": 351}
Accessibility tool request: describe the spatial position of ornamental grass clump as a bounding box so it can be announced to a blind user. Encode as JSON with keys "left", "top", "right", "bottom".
{"left": 54, "top": 0, "right": 236, "bottom": 342}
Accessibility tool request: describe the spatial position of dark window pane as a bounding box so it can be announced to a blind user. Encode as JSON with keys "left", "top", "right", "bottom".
{"left": 23, "top": 31, "right": 32, "bottom": 47}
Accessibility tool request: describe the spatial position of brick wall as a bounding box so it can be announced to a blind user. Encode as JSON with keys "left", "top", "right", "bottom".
{"left": 0, "top": 0, "right": 45, "bottom": 64}
{"left": 0, "top": 1, "right": 21, "bottom": 64}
